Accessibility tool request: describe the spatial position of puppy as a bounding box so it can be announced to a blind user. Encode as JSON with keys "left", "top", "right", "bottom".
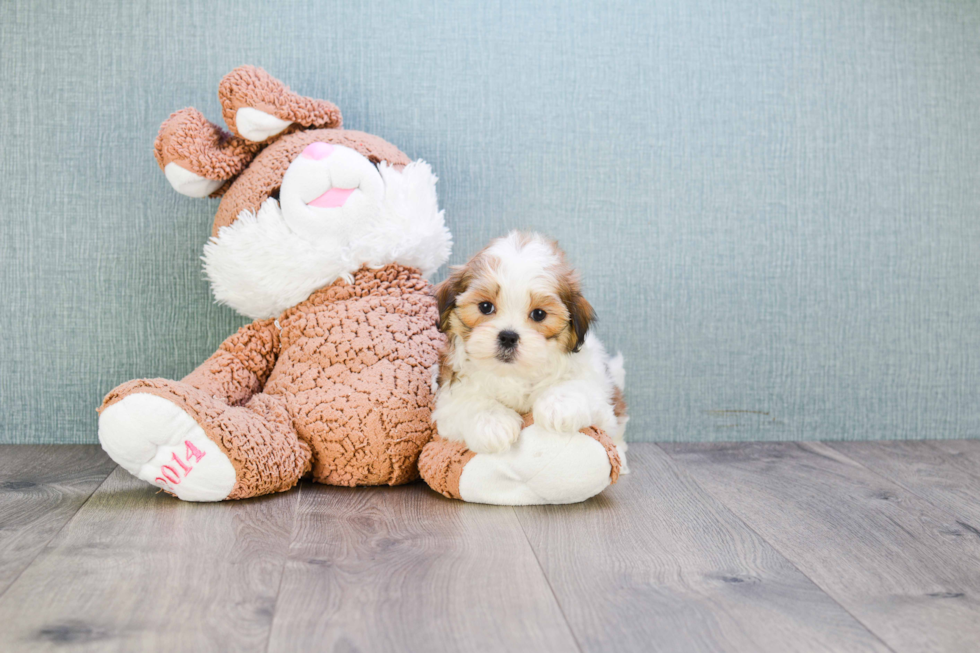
{"left": 431, "top": 231, "right": 628, "bottom": 466}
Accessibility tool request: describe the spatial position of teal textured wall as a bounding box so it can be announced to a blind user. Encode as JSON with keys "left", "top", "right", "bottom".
{"left": 2, "top": 0, "right": 979, "bottom": 443}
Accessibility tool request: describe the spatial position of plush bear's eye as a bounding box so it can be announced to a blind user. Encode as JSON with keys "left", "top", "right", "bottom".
{"left": 530, "top": 308, "right": 547, "bottom": 322}
{"left": 478, "top": 302, "right": 495, "bottom": 315}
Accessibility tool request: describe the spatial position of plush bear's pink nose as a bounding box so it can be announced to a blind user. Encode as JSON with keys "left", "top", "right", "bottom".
{"left": 301, "top": 142, "right": 334, "bottom": 160}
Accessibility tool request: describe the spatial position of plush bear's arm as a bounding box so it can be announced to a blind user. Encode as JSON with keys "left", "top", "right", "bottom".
{"left": 182, "top": 318, "right": 280, "bottom": 406}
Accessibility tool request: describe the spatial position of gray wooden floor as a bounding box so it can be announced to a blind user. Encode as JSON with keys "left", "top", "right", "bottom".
{"left": 1, "top": 442, "right": 978, "bottom": 652}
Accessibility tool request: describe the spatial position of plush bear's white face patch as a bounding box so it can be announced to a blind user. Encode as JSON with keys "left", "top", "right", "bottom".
{"left": 279, "top": 143, "right": 386, "bottom": 245}
{"left": 203, "top": 157, "right": 452, "bottom": 320}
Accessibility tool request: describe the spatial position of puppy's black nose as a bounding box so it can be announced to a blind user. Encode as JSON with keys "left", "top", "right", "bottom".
{"left": 497, "top": 330, "right": 520, "bottom": 349}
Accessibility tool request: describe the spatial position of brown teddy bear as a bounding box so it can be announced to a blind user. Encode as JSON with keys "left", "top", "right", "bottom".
{"left": 99, "top": 66, "right": 621, "bottom": 505}
{"left": 98, "top": 66, "right": 452, "bottom": 501}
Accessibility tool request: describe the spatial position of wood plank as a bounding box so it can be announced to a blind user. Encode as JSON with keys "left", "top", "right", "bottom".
{"left": 516, "top": 444, "right": 890, "bottom": 653}
{"left": 0, "top": 445, "right": 115, "bottom": 596}
{"left": 267, "top": 482, "right": 580, "bottom": 653}
{"left": 930, "top": 439, "right": 980, "bottom": 472}
{"left": 828, "top": 440, "right": 980, "bottom": 527}
{"left": 661, "top": 441, "right": 980, "bottom": 653}
{"left": 0, "top": 467, "right": 298, "bottom": 653}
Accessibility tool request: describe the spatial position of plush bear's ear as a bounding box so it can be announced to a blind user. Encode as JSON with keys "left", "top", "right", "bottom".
{"left": 154, "top": 108, "right": 263, "bottom": 198}
{"left": 434, "top": 266, "right": 470, "bottom": 333}
{"left": 218, "top": 66, "right": 343, "bottom": 143}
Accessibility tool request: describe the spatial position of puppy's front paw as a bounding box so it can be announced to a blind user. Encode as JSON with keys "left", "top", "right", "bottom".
{"left": 466, "top": 410, "right": 523, "bottom": 454}
{"left": 534, "top": 391, "right": 593, "bottom": 433}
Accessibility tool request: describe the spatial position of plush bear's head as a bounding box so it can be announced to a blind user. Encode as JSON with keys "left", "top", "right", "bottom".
{"left": 155, "top": 66, "right": 451, "bottom": 319}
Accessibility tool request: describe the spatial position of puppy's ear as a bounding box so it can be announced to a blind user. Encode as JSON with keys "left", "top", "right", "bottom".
{"left": 434, "top": 266, "right": 468, "bottom": 332}
{"left": 562, "top": 287, "right": 596, "bottom": 353}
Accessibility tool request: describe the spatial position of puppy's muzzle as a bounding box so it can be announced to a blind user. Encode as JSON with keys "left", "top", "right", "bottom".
{"left": 496, "top": 330, "right": 520, "bottom": 362}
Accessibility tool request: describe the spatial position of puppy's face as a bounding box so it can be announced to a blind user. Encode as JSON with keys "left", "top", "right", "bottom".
{"left": 436, "top": 232, "right": 595, "bottom": 375}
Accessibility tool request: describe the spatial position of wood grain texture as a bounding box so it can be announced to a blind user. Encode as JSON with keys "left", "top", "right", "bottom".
{"left": 930, "top": 439, "right": 980, "bottom": 471}
{"left": 516, "top": 444, "right": 890, "bottom": 653}
{"left": 266, "top": 482, "right": 579, "bottom": 653}
{"left": 5, "top": 443, "right": 980, "bottom": 652}
{"left": 662, "top": 441, "right": 980, "bottom": 653}
{"left": 828, "top": 440, "right": 980, "bottom": 527}
{"left": 0, "top": 445, "right": 115, "bottom": 597}
{"left": 0, "top": 468, "right": 298, "bottom": 653}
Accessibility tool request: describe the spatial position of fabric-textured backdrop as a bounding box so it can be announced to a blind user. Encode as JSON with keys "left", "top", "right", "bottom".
{"left": 2, "top": 0, "right": 978, "bottom": 444}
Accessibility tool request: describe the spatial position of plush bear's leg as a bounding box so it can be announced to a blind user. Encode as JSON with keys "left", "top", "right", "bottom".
{"left": 99, "top": 379, "right": 310, "bottom": 501}
{"left": 298, "top": 374, "right": 437, "bottom": 487}
{"left": 419, "top": 417, "right": 621, "bottom": 505}
{"left": 218, "top": 66, "right": 343, "bottom": 142}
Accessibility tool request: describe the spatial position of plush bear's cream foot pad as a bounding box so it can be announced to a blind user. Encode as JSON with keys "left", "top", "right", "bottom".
{"left": 99, "top": 393, "right": 236, "bottom": 501}
{"left": 457, "top": 425, "right": 613, "bottom": 505}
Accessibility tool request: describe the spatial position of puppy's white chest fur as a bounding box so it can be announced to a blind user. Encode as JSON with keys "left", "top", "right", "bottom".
{"left": 461, "top": 361, "right": 572, "bottom": 414}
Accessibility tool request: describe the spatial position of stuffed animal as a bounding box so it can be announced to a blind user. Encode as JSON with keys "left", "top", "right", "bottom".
{"left": 98, "top": 66, "right": 451, "bottom": 500}
{"left": 418, "top": 414, "right": 622, "bottom": 505}
{"left": 98, "top": 66, "right": 622, "bottom": 505}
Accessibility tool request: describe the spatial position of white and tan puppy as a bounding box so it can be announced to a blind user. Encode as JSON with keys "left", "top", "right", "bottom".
{"left": 432, "top": 231, "right": 628, "bottom": 467}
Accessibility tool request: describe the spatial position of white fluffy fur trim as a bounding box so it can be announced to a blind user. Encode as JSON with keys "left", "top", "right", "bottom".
{"left": 202, "top": 160, "right": 452, "bottom": 319}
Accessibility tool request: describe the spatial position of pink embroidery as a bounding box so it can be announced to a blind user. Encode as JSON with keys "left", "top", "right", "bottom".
{"left": 172, "top": 451, "right": 191, "bottom": 474}
{"left": 153, "top": 441, "right": 207, "bottom": 490}
{"left": 185, "top": 440, "right": 206, "bottom": 463}
{"left": 159, "top": 465, "right": 180, "bottom": 484}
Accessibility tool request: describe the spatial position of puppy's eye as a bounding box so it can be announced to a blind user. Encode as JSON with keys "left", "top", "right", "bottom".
{"left": 478, "top": 302, "right": 495, "bottom": 315}
{"left": 530, "top": 308, "right": 547, "bottom": 322}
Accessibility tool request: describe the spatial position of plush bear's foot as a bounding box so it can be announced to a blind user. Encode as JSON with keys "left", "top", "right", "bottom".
{"left": 218, "top": 66, "right": 342, "bottom": 142}
{"left": 99, "top": 393, "right": 237, "bottom": 501}
{"left": 99, "top": 380, "right": 312, "bottom": 501}
{"left": 419, "top": 419, "right": 621, "bottom": 506}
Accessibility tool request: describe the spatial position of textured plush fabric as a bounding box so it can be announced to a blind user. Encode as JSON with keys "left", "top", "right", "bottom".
{"left": 580, "top": 426, "right": 622, "bottom": 485}
{"left": 4, "top": 1, "right": 980, "bottom": 443}
{"left": 417, "top": 436, "right": 476, "bottom": 500}
{"left": 266, "top": 265, "right": 442, "bottom": 486}
{"left": 101, "top": 264, "right": 443, "bottom": 497}
{"left": 154, "top": 108, "right": 264, "bottom": 185}
{"left": 218, "top": 65, "right": 343, "bottom": 138}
